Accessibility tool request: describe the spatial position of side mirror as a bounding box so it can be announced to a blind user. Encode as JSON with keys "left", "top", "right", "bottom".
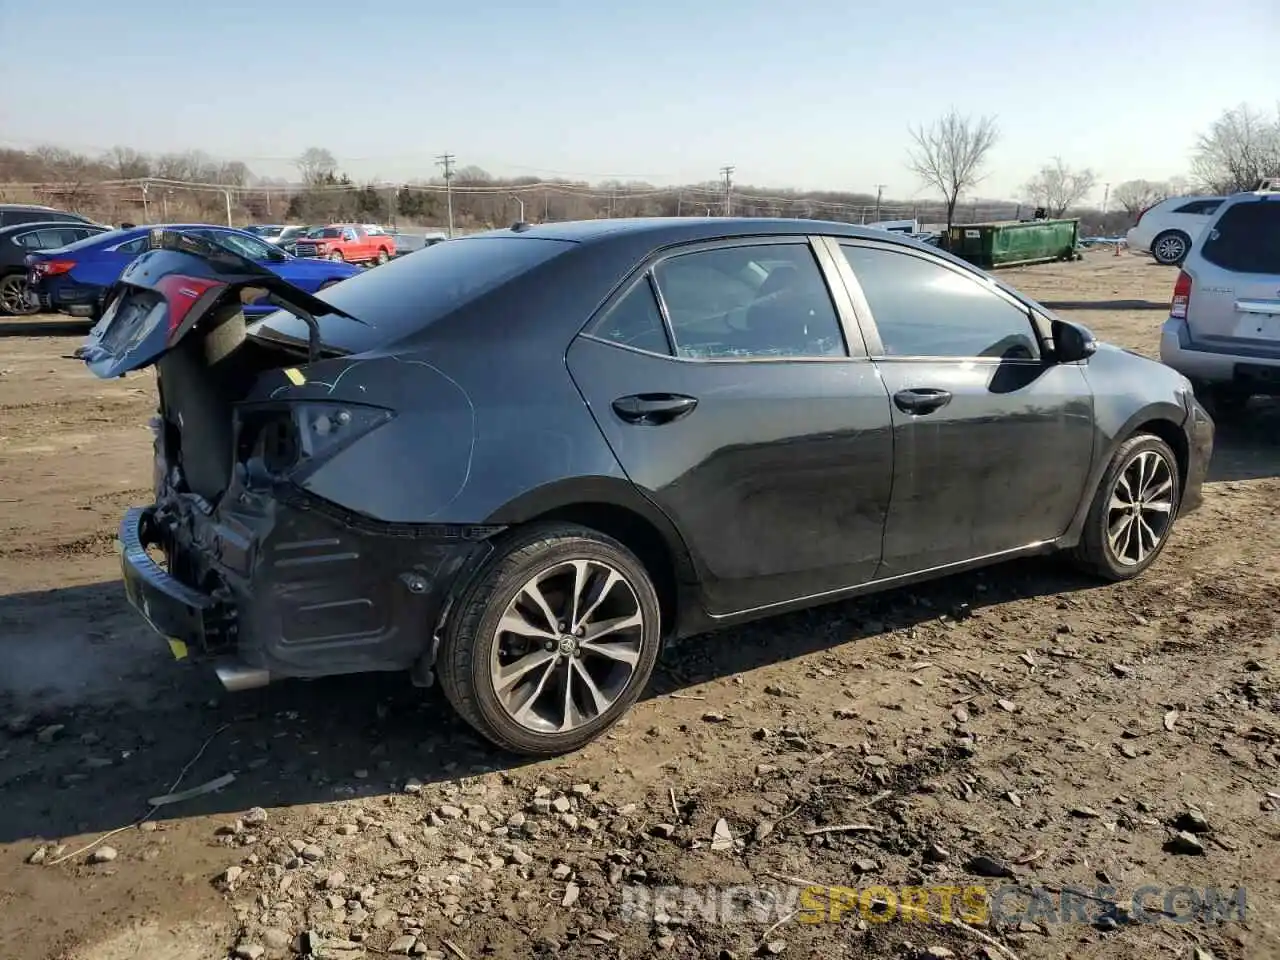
{"left": 1052, "top": 318, "right": 1097, "bottom": 363}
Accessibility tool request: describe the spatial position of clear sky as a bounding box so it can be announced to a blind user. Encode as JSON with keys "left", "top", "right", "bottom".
{"left": 1, "top": 0, "right": 1276, "bottom": 201}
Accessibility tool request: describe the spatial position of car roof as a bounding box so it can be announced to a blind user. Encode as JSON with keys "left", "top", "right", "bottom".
{"left": 478, "top": 216, "right": 927, "bottom": 246}
{"left": 0, "top": 203, "right": 60, "bottom": 211}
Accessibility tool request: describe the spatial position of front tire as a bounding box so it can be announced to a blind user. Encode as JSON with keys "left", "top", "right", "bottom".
{"left": 1151, "top": 230, "right": 1189, "bottom": 266}
{"left": 436, "top": 523, "right": 662, "bottom": 756}
{"left": 1070, "top": 433, "right": 1180, "bottom": 581}
{"left": 375, "top": 248, "right": 390, "bottom": 264}
{"left": 328, "top": 250, "right": 345, "bottom": 262}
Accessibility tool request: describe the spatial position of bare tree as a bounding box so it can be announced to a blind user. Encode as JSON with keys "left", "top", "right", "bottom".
{"left": 1191, "top": 103, "right": 1280, "bottom": 194}
{"left": 905, "top": 109, "right": 999, "bottom": 231}
{"left": 1112, "top": 179, "right": 1170, "bottom": 220}
{"left": 295, "top": 147, "right": 338, "bottom": 187}
{"left": 105, "top": 146, "right": 151, "bottom": 180}
{"left": 1023, "top": 157, "right": 1098, "bottom": 217}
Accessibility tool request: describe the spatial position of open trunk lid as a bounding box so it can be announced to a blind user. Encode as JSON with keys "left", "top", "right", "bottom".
{"left": 79, "top": 228, "right": 361, "bottom": 380}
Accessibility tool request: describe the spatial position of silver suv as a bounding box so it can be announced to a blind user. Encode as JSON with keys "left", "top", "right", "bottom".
{"left": 1160, "top": 185, "right": 1280, "bottom": 414}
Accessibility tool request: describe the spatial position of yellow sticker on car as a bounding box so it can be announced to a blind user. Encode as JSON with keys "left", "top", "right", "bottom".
{"left": 283, "top": 368, "right": 306, "bottom": 386}
{"left": 167, "top": 639, "right": 189, "bottom": 660}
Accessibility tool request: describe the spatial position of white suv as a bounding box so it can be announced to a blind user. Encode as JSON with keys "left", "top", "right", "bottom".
{"left": 1159, "top": 187, "right": 1280, "bottom": 414}
{"left": 1127, "top": 195, "right": 1225, "bottom": 265}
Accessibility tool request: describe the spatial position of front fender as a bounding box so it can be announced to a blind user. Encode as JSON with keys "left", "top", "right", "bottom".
{"left": 1061, "top": 399, "right": 1188, "bottom": 546}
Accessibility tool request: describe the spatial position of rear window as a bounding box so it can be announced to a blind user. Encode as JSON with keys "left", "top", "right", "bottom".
{"left": 250, "top": 235, "right": 573, "bottom": 352}
{"left": 1200, "top": 200, "right": 1280, "bottom": 274}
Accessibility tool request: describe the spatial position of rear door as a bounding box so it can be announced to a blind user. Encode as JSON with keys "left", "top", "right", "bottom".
{"left": 1185, "top": 196, "right": 1280, "bottom": 350}
{"left": 832, "top": 239, "right": 1095, "bottom": 576}
{"left": 566, "top": 236, "right": 894, "bottom": 616}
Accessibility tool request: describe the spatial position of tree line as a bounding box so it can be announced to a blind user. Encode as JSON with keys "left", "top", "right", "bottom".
{"left": 2, "top": 102, "right": 1274, "bottom": 233}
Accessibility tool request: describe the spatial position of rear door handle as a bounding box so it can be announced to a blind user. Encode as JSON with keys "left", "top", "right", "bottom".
{"left": 612, "top": 393, "right": 698, "bottom": 425}
{"left": 893, "top": 388, "right": 952, "bottom": 415}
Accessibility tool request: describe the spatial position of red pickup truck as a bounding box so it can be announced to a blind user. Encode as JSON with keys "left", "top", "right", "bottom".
{"left": 292, "top": 223, "right": 395, "bottom": 265}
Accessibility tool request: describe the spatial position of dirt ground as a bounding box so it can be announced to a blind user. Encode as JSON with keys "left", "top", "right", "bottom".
{"left": 2, "top": 250, "right": 1279, "bottom": 960}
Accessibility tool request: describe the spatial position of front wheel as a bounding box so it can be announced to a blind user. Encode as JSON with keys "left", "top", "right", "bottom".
{"left": 375, "top": 248, "right": 390, "bottom": 265}
{"left": 328, "top": 250, "right": 345, "bottom": 262}
{"left": 436, "top": 523, "right": 662, "bottom": 756}
{"left": 1070, "top": 433, "right": 1181, "bottom": 581}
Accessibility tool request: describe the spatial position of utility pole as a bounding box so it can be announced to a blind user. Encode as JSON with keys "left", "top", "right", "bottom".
{"left": 720, "top": 165, "right": 734, "bottom": 216}
{"left": 436, "top": 153, "right": 455, "bottom": 237}
{"left": 874, "top": 184, "right": 886, "bottom": 223}
{"left": 1100, "top": 182, "right": 1111, "bottom": 215}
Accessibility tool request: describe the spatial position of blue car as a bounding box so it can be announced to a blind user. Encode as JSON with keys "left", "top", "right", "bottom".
{"left": 26, "top": 223, "right": 361, "bottom": 319}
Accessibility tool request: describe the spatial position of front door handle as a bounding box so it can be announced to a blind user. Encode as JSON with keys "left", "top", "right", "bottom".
{"left": 893, "top": 388, "right": 952, "bottom": 415}
{"left": 612, "top": 393, "right": 698, "bottom": 425}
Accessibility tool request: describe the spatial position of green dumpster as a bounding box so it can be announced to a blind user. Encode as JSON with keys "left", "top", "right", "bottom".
{"left": 946, "top": 218, "right": 1080, "bottom": 269}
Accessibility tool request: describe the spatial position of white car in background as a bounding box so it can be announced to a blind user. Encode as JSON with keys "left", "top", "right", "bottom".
{"left": 1126, "top": 195, "right": 1225, "bottom": 265}
{"left": 1159, "top": 185, "right": 1280, "bottom": 415}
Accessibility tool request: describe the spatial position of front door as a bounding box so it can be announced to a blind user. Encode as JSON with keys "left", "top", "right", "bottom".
{"left": 833, "top": 240, "right": 1095, "bottom": 576}
{"left": 567, "top": 237, "right": 895, "bottom": 616}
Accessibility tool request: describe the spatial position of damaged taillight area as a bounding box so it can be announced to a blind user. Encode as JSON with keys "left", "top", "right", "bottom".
{"left": 235, "top": 401, "right": 394, "bottom": 486}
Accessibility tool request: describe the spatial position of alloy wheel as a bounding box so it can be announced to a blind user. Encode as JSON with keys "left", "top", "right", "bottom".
{"left": 1153, "top": 234, "right": 1186, "bottom": 264}
{"left": 489, "top": 558, "right": 644, "bottom": 734}
{"left": 0, "top": 275, "right": 38, "bottom": 316}
{"left": 1106, "top": 449, "right": 1175, "bottom": 566}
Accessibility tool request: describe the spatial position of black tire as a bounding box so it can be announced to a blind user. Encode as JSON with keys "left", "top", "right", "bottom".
{"left": 375, "top": 248, "right": 390, "bottom": 265}
{"left": 1150, "top": 230, "right": 1190, "bottom": 266}
{"left": 436, "top": 522, "right": 662, "bottom": 756}
{"left": 1070, "top": 433, "right": 1181, "bottom": 581}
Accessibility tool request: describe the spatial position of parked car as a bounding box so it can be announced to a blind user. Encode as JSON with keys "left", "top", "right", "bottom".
{"left": 292, "top": 223, "right": 396, "bottom": 264}
{"left": 0, "top": 203, "right": 101, "bottom": 229}
{"left": 87, "top": 218, "right": 1212, "bottom": 757}
{"left": 389, "top": 230, "right": 449, "bottom": 256}
{"left": 0, "top": 220, "right": 109, "bottom": 315}
{"left": 247, "top": 224, "right": 311, "bottom": 254}
{"left": 1159, "top": 186, "right": 1280, "bottom": 414}
{"left": 27, "top": 223, "right": 361, "bottom": 320}
{"left": 1126, "top": 195, "right": 1225, "bottom": 265}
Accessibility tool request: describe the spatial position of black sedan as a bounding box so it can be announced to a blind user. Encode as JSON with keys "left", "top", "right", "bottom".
{"left": 82, "top": 218, "right": 1213, "bottom": 756}
{"left": 0, "top": 220, "right": 109, "bottom": 315}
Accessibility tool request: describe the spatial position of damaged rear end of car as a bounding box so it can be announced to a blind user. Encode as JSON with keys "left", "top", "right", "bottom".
{"left": 90, "top": 230, "right": 498, "bottom": 691}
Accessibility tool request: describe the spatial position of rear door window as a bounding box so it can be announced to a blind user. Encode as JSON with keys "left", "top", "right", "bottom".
{"left": 651, "top": 243, "right": 847, "bottom": 359}
{"left": 1200, "top": 200, "right": 1280, "bottom": 274}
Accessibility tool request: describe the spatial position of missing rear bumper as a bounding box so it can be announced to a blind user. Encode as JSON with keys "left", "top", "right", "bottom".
{"left": 118, "top": 492, "right": 499, "bottom": 684}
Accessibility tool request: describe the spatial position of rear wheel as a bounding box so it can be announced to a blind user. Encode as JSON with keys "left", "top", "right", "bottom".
{"left": 1151, "top": 230, "right": 1189, "bottom": 265}
{"left": 375, "top": 248, "right": 390, "bottom": 265}
{"left": 0, "top": 273, "right": 38, "bottom": 316}
{"left": 1070, "top": 433, "right": 1180, "bottom": 581}
{"left": 436, "top": 523, "right": 662, "bottom": 756}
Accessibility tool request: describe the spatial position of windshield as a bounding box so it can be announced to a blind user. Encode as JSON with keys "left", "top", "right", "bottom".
{"left": 316, "top": 227, "right": 343, "bottom": 239}
{"left": 250, "top": 235, "right": 573, "bottom": 353}
{"left": 256, "top": 225, "right": 284, "bottom": 238}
